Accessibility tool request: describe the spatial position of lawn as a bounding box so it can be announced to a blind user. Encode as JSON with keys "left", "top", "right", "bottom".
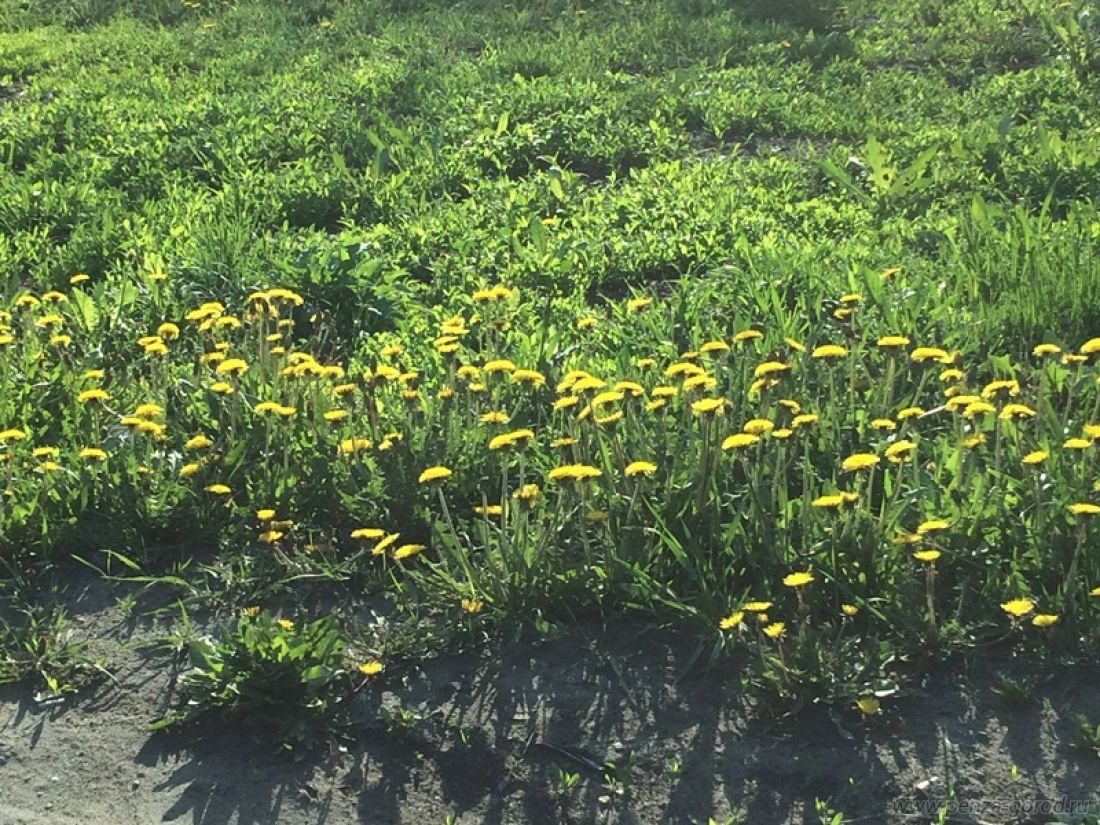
{"left": 2, "top": 0, "right": 1100, "bottom": 822}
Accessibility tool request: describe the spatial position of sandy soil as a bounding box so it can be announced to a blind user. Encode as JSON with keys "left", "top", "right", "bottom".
{"left": 2, "top": 578, "right": 1100, "bottom": 825}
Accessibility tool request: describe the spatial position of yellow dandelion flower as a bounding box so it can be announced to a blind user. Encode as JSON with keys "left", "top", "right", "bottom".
{"left": 489, "top": 429, "right": 535, "bottom": 450}
{"left": 945, "top": 395, "right": 981, "bottom": 412}
{"left": 358, "top": 660, "right": 384, "bottom": 676}
{"left": 791, "top": 413, "right": 819, "bottom": 427}
{"left": 752, "top": 363, "right": 790, "bottom": 383}
{"left": 393, "top": 543, "right": 425, "bottom": 560}
{"left": 841, "top": 453, "right": 879, "bottom": 472}
{"left": 682, "top": 373, "right": 717, "bottom": 392}
{"left": 418, "top": 466, "right": 453, "bottom": 485}
{"left": 513, "top": 483, "right": 541, "bottom": 502}
{"left": 1032, "top": 343, "right": 1061, "bottom": 357}
{"left": 812, "top": 344, "right": 847, "bottom": 359}
{"left": 856, "top": 697, "right": 880, "bottom": 717}
{"left": 1022, "top": 450, "right": 1047, "bottom": 465}
{"left": 963, "top": 401, "right": 995, "bottom": 418}
{"left": 550, "top": 437, "right": 577, "bottom": 448}
{"left": 722, "top": 433, "right": 759, "bottom": 451}
{"left": 613, "top": 381, "right": 645, "bottom": 397}
{"left": 877, "top": 335, "right": 910, "bottom": 348}
{"left": 782, "top": 571, "right": 814, "bottom": 588}
{"left": 624, "top": 460, "right": 657, "bottom": 477}
{"left": 373, "top": 533, "right": 399, "bottom": 556}
{"left": 743, "top": 418, "right": 774, "bottom": 435}
{"left": 691, "top": 397, "right": 726, "bottom": 416}
{"left": 324, "top": 409, "right": 349, "bottom": 423}
{"left": 913, "top": 549, "right": 941, "bottom": 563}
{"left": 179, "top": 462, "right": 202, "bottom": 478}
{"left": 911, "top": 347, "right": 949, "bottom": 363}
{"left": 214, "top": 358, "right": 248, "bottom": 376}
{"left": 591, "top": 390, "right": 625, "bottom": 408}
{"left": 762, "top": 622, "right": 786, "bottom": 639}
{"left": 917, "top": 519, "right": 949, "bottom": 534}
{"left": 77, "top": 388, "right": 110, "bottom": 404}
{"left": 35, "top": 313, "right": 64, "bottom": 328}
{"left": 664, "top": 361, "right": 704, "bottom": 379}
{"left": 276, "top": 619, "right": 295, "bottom": 632}
{"left": 548, "top": 463, "right": 602, "bottom": 482}
{"left": 719, "top": 611, "right": 744, "bottom": 630}
{"left": 572, "top": 377, "right": 607, "bottom": 395}
{"left": 460, "top": 598, "right": 485, "bottom": 615}
{"left": 896, "top": 406, "right": 924, "bottom": 420}
{"left": 700, "top": 340, "right": 729, "bottom": 353}
{"left": 626, "top": 296, "right": 652, "bottom": 312}
{"left": 1069, "top": 503, "right": 1100, "bottom": 516}
{"left": 885, "top": 440, "right": 915, "bottom": 463}
{"left": 511, "top": 369, "right": 546, "bottom": 386}
{"left": 474, "top": 505, "right": 503, "bottom": 517}
{"left": 981, "top": 379, "right": 1020, "bottom": 399}
{"left": 334, "top": 437, "right": 371, "bottom": 456}
{"left": 204, "top": 484, "right": 232, "bottom": 495}
{"left": 939, "top": 368, "right": 965, "bottom": 383}
{"left": 1081, "top": 338, "right": 1100, "bottom": 355}
{"left": 1031, "top": 614, "right": 1059, "bottom": 628}
{"left": 1000, "top": 598, "right": 1034, "bottom": 618}
{"left": 743, "top": 601, "right": 772, "bottom": 612}
{"left": 576, "top": 317, "right": 598, "bottom": 331}
{"left": 841, "top": 604, "right": 859, "bottom": 617}
{"left": 132, "top": 403, "right": 163, "bottom": 420}
{"left": 733, "top": 329, "right": 763, "bottom": 343}
{"left": 999, "top": 403, "right": 1036, "bottom": 421}
{"left": 871, "top": 418, "right": 896, "bottom": 431}
{"left": 784, "top": 337, "right": 806, "bottom": 353}
{"left": 351, "top": 527, "right": 385, "bottom": 540}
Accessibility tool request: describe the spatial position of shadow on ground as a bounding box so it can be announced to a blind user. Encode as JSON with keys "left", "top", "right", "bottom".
{"left": 2, "top": 601, "right": 1100, "bottom": 824}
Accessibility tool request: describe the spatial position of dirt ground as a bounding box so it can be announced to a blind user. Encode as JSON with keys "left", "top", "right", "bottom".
{"left": 2, "top": 575, "right": 1100, "bottom": 825}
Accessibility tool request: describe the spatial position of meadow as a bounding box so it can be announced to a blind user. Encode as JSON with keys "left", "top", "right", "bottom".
{"left": 2, "top": 0, "right": 1100, "bottom": 821}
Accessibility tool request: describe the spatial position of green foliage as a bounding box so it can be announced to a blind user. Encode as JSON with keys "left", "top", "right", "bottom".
{"left": 0, "top": 604, "right": 102, "bottom": 700}
{"left": 160, "top": 611, "right": 349, "bottom": 740}
{"left": 1, "top": 0, "right": 1100, "bottom": 716}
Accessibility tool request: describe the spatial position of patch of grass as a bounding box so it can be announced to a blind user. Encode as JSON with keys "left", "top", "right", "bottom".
{"left": 0, "top": 0, "right": 1099, "bottom": 727}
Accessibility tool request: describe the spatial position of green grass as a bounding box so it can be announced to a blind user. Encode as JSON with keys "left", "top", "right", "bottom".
{"left": 2, "top": 0, "right": 1100, "bottom": 730}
